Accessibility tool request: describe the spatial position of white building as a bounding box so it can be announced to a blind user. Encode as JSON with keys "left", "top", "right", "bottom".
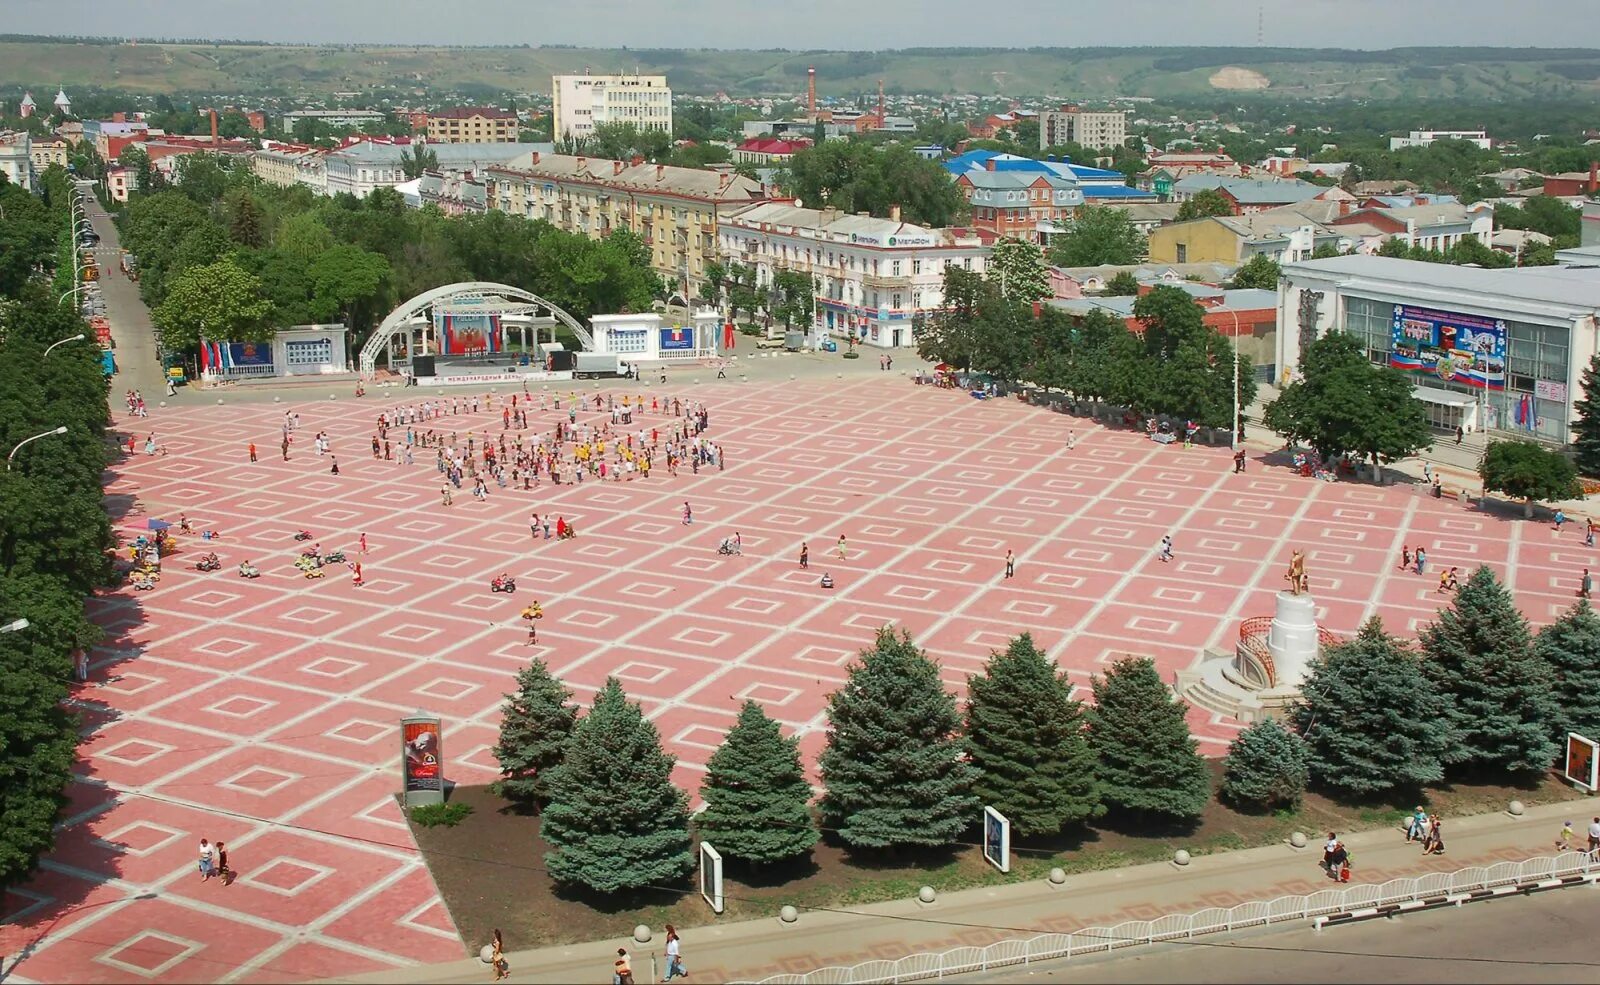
{"left": 551, "top": 73, "right": 672, "bottom": 142}
{"left": 589, "top": 310, "right": 722, "bottom": 364}
{"left": 1040, "top": 106, "right": 1127, "bottom": 152}
{"left": 1277, "top": 254, "right": 1600, "bottom": 444}
{"left": 1388, "top": 129, "right": 1492, "bottom": 151}
{"left": 281, "top": 109, "right": 387, "bottom": 133}
{"left": 0, "top": 131, "right": 34, "bottom": 191}
{"left": 718, "top": 202, "right": 991, "bottom": 350}
{"left": 322, "top": 141, "right": 540, "bottom": 198}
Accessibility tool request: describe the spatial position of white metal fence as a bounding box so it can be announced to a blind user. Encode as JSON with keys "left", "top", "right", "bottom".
{"left": 740, "top": 852, "right": 1599, "bottom": 984}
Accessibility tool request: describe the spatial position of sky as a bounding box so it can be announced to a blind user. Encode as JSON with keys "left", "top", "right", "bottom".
{"left": 8, "top": 0, "right": 1600, "bottom": 49}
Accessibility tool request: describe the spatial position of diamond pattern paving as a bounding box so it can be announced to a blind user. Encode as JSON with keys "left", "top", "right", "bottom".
{"left": 7, "top": 374, "right": 1586, "bottom": 983}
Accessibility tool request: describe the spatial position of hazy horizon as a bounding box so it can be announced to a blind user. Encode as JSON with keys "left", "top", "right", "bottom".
{"left": 7, "top": 0, "right": 1600, "bottom": 50}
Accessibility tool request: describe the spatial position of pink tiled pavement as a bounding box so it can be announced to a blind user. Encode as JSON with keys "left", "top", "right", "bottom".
{"left": 4, "top": 374, "right": 1585, "bottom": 983}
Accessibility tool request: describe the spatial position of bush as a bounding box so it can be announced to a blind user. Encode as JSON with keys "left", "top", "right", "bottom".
{"left": 1219, "top": 720, "right": 1309, "bottom": 811}
{"left": 842, "top": 351, "right": 860, "bottom": 359}
{"left": 409, "top": 802, "right": 474, "bottom": 827}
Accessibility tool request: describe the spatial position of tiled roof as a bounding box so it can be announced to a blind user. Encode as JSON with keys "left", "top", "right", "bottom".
{"left": 488, "top": 152, "right": 766, "bottom": 203}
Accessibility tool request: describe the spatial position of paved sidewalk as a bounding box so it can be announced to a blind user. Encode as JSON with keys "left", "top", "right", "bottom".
{"left": 325, "top": 800, "right": 1585, "bottom": 985}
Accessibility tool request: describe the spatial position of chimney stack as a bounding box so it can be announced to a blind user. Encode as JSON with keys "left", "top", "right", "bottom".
{"left": 807, "top": 66, "right": 817, "bottom": 121}
{"left": 890, "top": 203, "right": 901, "bottom": 223}
{"left": 877, "top": 78, "right": 885, "bottom": 125}
{"left": 210, "top": 108, "right": 218, "bottom": 146}
{"left": 614, "top": 159, "right": 624, "bottom": 175}
{"left": 529, "top": 151, "right": 540, "bottom": 165}
{"left": 577, "top": 155, "right": 587, "bottom": 172}
{"left": 1590, "top": 160, "right": 1598, "bottom": 194}
{"left": 656, "top": 164, "right": 665, "bottom": 180}
{"left": 985, "top": 158, "right": 996, "bottom": 172}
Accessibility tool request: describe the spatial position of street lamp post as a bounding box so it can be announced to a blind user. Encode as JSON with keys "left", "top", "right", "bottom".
{"left": 6, "top": 426, "right": 69, "bottom": 471}
{"left": 0, "top": 618, "right": 29, "bottom": 634}
{"left": 1226, "top": 307, "right": 1242, "bottom": 451}
{"left": 58, "top": 284, "right": 87, "bottom": 307}
{"left": 44, "top": 334, "right": 87, "bottom": 358}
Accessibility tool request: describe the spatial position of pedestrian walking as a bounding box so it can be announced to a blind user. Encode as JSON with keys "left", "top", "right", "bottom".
{"left": 835, "top": 534, "right": 848, "bottom": 560}
{"left": 1423, "top": 815, "right": 1445, "bottom": 855}
{"left": 330, "top": 456, "right": 340, "bottom": 475}
{"left": 1400, "top": 545, "right": 1412, "bottom": 571}
{"left": 614, "top": 948, "right": 635, "bottom": 985}
{"left": 1587, "top": 519, "right": 1596, "bottom": 548}
{"left": 1158, "top": 535, "right": 1174, "bottom": 563}
{"left": 530, "top": 513, "right": 541, "bottom": 540}
{"left": 1233, "top": 448, "right": 1246, "bottom": 473}
{"left": 441, "top": 485, "right": 453, "bottom": 508}
{"left": 359, "top": 532, "right": 368, "bottom": 556}
{"left": 1406, "top": 806, "right": 1428, "bottom": 842}
{"left": 1454, "top": 424, "right": 1464, "bottom": 445}
{"left": 682, "top": 501, "right": 692, "bottom": 525}
{"left": 662, "top": 925, "right": 687, "bottom": 981}
{"left": 1004, "top": 549, "right": 1015, "bottom": 579}
{"left": 490, "top": 929, "right": 508, "bottom": 982}
{"left": 1555, "top": 509, "right": 1568, "bottom": 531}
{"left": 1587, "top": 817, "right": 1600, "bottom": 857}
{"left": 1555, "top": 820, "right": 1576, "bottom": 853}
{"left": 1581, "top": 568, "right": 1591, "bottom": 600}
{"left": 248, "top": 442, "right": 257, "bottom": 462}
{"left": 198, "top": 838, "right": 215, "bottom": 881}
{"left": 1415, "top": 546, "right": 1427, "bottom": 575}
{"left": 799, "top": 542, "right": 809, "bottom": 569}
{"left": 216, "top": 841, "right": 231, "bottom": 886}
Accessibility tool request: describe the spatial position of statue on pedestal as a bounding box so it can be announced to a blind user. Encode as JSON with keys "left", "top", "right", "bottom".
{"left": 1285, "top": 550, "right": 1308, "bottom": 596}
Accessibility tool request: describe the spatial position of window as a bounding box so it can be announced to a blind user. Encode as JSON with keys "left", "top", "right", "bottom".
{"left": 892, "top": 293, "right": 903, "bottom": 309}
{"left": 912, "top": 259, "right": 923, "bottom": 275}
{"left": 1176, "top": 244, "right": 1188, "bottom": 262}
{"left": 962, "top": 257, "right": 972, "bottom": 270}
{"left": 891, "top": 260, "right": 902, "bottom": 276}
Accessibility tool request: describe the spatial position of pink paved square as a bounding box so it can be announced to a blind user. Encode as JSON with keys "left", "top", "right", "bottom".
{"left": 12, "top": 373, "right": 1582, "bottom": 983}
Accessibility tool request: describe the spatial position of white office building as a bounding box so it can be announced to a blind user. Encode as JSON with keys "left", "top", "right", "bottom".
{"left": 551, "top": 74, "right": 672, "bottom": 141}
{"left": 719, "top": 202, "right": 991, "bottom": 350}
{"left": 1277, "top": 254, "right": 1600, "bottom": 444}
{"left": 281, "top": 109, "right": 388, "bottom": 133}
{"left": 1388, "top": 129, "right": 1492, "bottom": 151}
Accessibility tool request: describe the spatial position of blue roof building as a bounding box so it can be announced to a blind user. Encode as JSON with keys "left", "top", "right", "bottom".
{"left": 945, "top": 149, "right": 1156, "bottom": 203}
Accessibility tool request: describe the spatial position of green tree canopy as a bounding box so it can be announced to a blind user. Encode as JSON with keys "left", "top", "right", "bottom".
{"left": 1420, "top": 565, "right": 1562, "bottom": 775}
{"left": 1263, "top": 331, "right": 1432, "bottom": 473}
{"left": 151, "top": 255, "right": 274, "bottom": 351}
{"left": 540, "top": 678, "right": 694, "bottom": 893}
{"left": 1175, "top": 188, "right": 1234, "bottom": 222}
{"left": 1534, "top": 599, "right": 1600, "bottom": 744}
{"left": 965, "top": 634, "right": 1102, "bottom": 837}
{"left": 1086, "top": 656, "right": 1211, "bottom": 821}
{"left": 818, "top": 628, "right": 977, "bottom": 850}
{"left": 1292, "top": 617, "right": 1456, "bottom": 797}
{"left": 1049, "top": 206, "right": 1146, "bottom": 267}
{"left": 1478, "top": 439, "right": 1582, "bottom": 506}
{"left": 492, "top": 657, "right": 577, "bottom": 808}
{"left": 1102, "top": 271, "right": 1141, "bottom": 296}
{"left": 912, "top": 264, "right": 986, "bottom": 370}
{"left": 697, "top": 701, "right": 818, "bottom": 865}
{"left": 1219, "top": 720, "right": 1309, "bottom": 811}
{"left": 784, "top": 141, "right": 968, "bottom": 227}
{"left": 1228, "top": 254, "right": 1281, "bottom": 291}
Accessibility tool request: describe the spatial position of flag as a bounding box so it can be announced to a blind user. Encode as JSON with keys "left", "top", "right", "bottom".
{"left": 220, "top": 343, "right": 232, "bottom": 371}
{"left": 198, "top": 339, "right": 210, "bottom": 372}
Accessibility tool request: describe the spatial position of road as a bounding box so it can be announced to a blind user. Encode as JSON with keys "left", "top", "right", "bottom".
{"left": 950, "top": 887, "right": 1600, "bottom": 985}
{"left": 78, "top": 182, "right": 168, "bottom": 397}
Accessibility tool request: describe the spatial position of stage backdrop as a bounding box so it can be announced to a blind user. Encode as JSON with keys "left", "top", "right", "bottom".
{"left": 434, "top": 311, "right": 502, "bottom": 356}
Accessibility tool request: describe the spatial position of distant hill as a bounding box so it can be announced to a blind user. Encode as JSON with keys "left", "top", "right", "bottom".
{"left": 1, "top": 38, "right": 1599, "bottom": 102}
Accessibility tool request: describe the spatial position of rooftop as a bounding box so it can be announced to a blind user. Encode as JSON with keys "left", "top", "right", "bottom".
{"left": 431, "top": 106, "right": 517, "bottom": 121}
{"left": 488, "top": 152, "right": 765, "bottom": 202}
{"left": 723, "top": 201, "right": 982, "bottom": 246}
{"left": 1284, "top": 254, "right": 1600, "bottom": 313}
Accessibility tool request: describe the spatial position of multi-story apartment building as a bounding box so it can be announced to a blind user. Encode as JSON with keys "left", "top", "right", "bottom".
{"left": 1040, "top": 105, "right": 1127, "bottom": 152}
{"left": 955, "top": 166, "right": 1084, "bottom": 244}
{"left": 484, "top": 152, "right": 765, "bottom": 300}
{"left": 551, "top": 74, "right": 672, "bottom": 141}
{"left": 718, "top": 202, "right": 992, "bottom": 350}
{"left": 426, "top": 106, "right": 519, "bottom": 144}
{"left": 0, "top": 132, "right": 33, "bottom": 190}
{"left": 280, "top": 109, "right": 387, "bottom": 133}
{"left": 250, "top": 145, "right": 329, "bottom": 194}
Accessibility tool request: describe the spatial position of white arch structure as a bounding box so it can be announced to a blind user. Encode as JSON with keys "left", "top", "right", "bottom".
{"left": 359, "top": 282, "right": 594, "bottom": 379}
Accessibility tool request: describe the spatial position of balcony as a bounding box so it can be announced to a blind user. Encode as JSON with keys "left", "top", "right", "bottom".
{"left": 861, "top": 272, "right": 912, "bottom": 290}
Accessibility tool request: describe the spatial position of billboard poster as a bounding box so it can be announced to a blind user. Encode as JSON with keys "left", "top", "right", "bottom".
{"left": 982, "top": 806, "right": 1010, "bottom": 873}
{"left": 1565, "top": 733, "right": 1598, "bottom": 792}
{"left": 434, "top": 311, "right": 502, "bottom": 356}
{"left": 1389, "top": 304, "right": 1506, "bottom": 390}
{"left": 228, "top": 341, "right": 274, "bottom": 367}
{"left": 699, "top": 843, "right": 724, "bottom": 913}
{"left": 401, "top": 716, "right": 444, "bottom": 802}
{"left": 660, "top": 326, "right": 695, "bottom": 351}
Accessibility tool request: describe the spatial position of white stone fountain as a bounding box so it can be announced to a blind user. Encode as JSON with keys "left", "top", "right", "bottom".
{"left": 1175, "top": 590, "right": 1329, "bottom": 724}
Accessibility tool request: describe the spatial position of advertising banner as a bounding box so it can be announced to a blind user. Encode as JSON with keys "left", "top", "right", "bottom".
{"left": 228, "top": 341, "right": 274, "bottom": 367}
{"left": 1565, "top": 732, "right": 1598, "bottom": 792}
{"left": 1389, "top": 304, "right": 1506, "bottom": 391}
{"left": 401, "top": 715, "right": 444, "bottom": 806}
{"left": 982, "top": 806, "right": 1011, "bottom": 873}
{"left": 660, "top": 325, "right": 695, "bottom": 351}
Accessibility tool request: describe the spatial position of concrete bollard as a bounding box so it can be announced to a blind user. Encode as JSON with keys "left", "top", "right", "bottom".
{"left": 633, "top": 925, "right": 652, "bottom": 943}
{"left": 158, "top": 401, "right": 167, "bottom": 408}
{"left": 1048, "top": 867, "right": 1066, "bottom": 886}
{"left": 273, "top": 395, "right": 280, "bottom": 402}
{"left": 1289, "top": 831, "right": 1308, "bottom": 849}
{"left": 1173, "top": 849, "right": 1191, "bottom": 867}
{"left": 216, "top": 398, "right": 224, "bottom": 405}
{"left": 779, "top": 905, "right": 799, "bottom": 924}
{"left": 329, "top": 393, "right": 337, "bottom": 400}
{"left": 917, "top": 886, "right": 936, "bottom": 904}
{"left": 1508, "top": 800, "right": 1526, "bottom": 816}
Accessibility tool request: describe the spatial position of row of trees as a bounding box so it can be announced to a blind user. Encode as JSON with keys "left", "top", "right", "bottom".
{"left": 0, "top": 170, "right": 116, "bottom": 895}
{"left": 114, "top": 156, "right": 664, "bottom": 358}
{"left": 492, "top": 562, "right": 1600, "bottom": 894}
{"left": 914, "top": 249, "right": 1256, "bottom": 431}
{"left": 490, "top": 631, "right": 1214, "bottom": 892}
{"left": 779, "top": 140, "right": 970, "bottom": 228}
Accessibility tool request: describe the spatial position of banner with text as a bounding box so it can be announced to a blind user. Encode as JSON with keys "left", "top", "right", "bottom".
{"left": 1389, "top": 303, "right": 1506, "bottom": 391}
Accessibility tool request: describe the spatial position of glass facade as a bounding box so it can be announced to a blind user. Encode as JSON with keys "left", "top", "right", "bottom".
{"left": 1339, "top": 295, "right": 1570, "bottom": 443}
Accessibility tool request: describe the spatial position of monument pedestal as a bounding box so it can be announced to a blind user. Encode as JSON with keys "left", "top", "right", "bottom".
{"left": 1176, "top": 592, "right": 1323, "bottom": 724}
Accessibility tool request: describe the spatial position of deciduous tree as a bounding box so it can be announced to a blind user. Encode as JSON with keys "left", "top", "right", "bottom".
{"left": 1049, "top": 206, "right": 1146, "bottom": 267}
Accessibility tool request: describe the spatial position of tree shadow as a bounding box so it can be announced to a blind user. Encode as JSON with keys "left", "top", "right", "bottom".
{"left": 725, "top": 854, "right": 821, "bottom": 889}
{"left": 1096, "top": 808, "right": 1203, "bottom": 840}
